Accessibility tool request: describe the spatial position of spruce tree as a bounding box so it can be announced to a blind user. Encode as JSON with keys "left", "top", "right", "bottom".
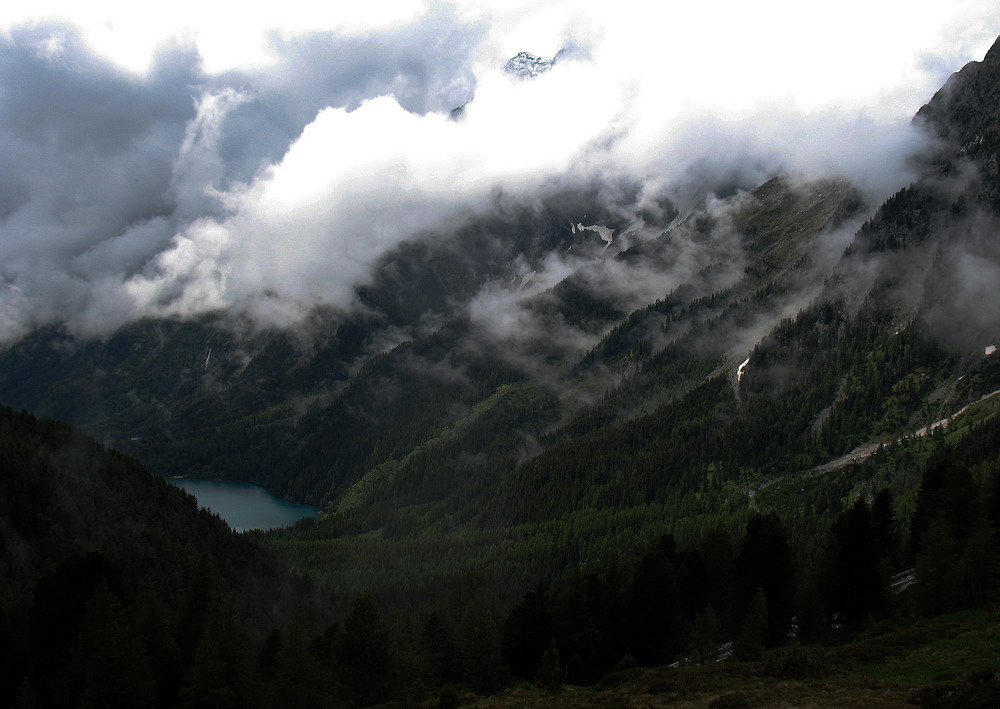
{"left": 826, "top": 498, "right": 887, "bottom": 627}
{"left": 535, "top": 639, "right": 566, "bottom": 690}
{"left": 688, "top": 605, "right": 720, "bottom": 664}
{"left": 462, "top": 614, "right": 508, "bottom": 695}
{"left": 179, "top": 627, "right": 237, "bottom": 709}
{"left": 914, "top": 517, "right": 957, "bottom": 616}
{"left": 626, "top": 548, "right": 682, "bottom": 666}
{"left": 957, "top": 525, "right": 998, "bottom": 607}
{"left": 56, "top": 582, "right": 156, "bottom": 709}
{"left": 735, "top": 513, "right": 795, "bottom": 647}
{"left": 334, "top": 593, "right": 393, "bottom": 706}
{"left": 501, "top": 585, "right": 553, "bottom": 679}
{"left": 422, "top": 612, "right": 462, "bottom": 685}
{"left": 268, "top": 628, "right": 329, "bottom": 709}
{"left": 734, "top": 588, "right": 767, "bottom": 661}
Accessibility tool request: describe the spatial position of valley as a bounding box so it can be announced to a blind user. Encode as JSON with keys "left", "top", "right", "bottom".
{"left": 2, "top": 15, "right": 1000, "bottom": 709}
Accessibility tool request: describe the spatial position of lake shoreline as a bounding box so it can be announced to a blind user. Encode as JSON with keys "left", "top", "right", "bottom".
{"left": 168, "top": 477, "right": 320, "bottom": 532}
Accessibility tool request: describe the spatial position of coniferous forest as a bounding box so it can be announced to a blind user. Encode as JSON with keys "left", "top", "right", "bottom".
{"left": 3, "top": 22, "right": 1000, "bottom": 709}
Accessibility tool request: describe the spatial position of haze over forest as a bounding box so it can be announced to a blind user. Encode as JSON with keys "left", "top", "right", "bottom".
{"left": 5, "top": 4, "right": 1000, "bottom": 708}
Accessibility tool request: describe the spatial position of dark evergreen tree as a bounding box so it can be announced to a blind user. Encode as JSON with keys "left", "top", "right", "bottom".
{"left": 795, "top": 577, "right": 828, "bottom": 645}
{"left": 535, "top": 639, "right": 566, "bottom": 689}
{"left": 256, "top": 629, "right": 284, "bottom": 686}
{"left": 735, "top": 513, "right": 795, "bottom": 647}
{"left": 177, "top": 557, "right": 219, "bottom": 671}
{"left": 914, "top": 517, "right": 958, "bottom": 617}
{"left": 30, "top": 551, "right": 126, "bottom": 706}
{"left": 266, "top": 628, "right": 331, "bottom": 709}
{"left": 462, "top": 614, "right": 508, "bottom": 695}
{"left": 388, "top": 619, "right": 433, "bottom": 696}
{"left": 333, "top": 593, "right": 393, "bottom": 706}
{"left": 825, "top": 498, "right": 888, "bottom": 627}
{"left": 307, "top": 623, "right": 340, "bottom": 670}
{"left": 551, "top": 571, "right": 622, "bottom": 683}
{"left": 14, "top": 678, "right": 36, "bottom": 709}
{"left": 734, "top": 587, "right": 767, "bottom": 661}
{"left": 697, "top": 526, "right": 736, "bottom": 631}
{"left": 501, "top": 584, "right": 554, "bottom": 679}
{"left": 56, "top": 582, "right": 156, "bottom": 709}
{"left": 908, "top": 459, "right": 980, "bottom": 559}
{"left": 985, "top": 466, "right": 1000, "bottom": 555}
{"left": 133, "top": 590, "right": 185, "bottom": 709}
{"left": 688, "top": 605, "right": 720, "bottom": 665}
{"left": 871, "top": 488, "right": 899, "bottom": 567}
{"left": 625, "top": 545, "right": 683, "bottom": 666}
{"left": 422, "top": 612, "right": 462, "bottom": 685}
{"left": 179, "top": 626, "right": 238, "bottom": 709}
{"left": 957, "top": 525, "right": 999, "bottom": 607}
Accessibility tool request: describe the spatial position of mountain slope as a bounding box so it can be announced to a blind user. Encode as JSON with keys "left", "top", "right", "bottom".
{"left": 0, "top": 404, "right": 328, "bottom": 706}
{"left": 1, "top": 37, "right": 1000, "bottom": 613}
{"left": 263, "top": 37, "right": 1000, "bottom": 604}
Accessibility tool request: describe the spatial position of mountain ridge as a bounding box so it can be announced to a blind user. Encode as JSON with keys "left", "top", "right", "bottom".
{"left": 1, "top": 35, "right": 999, "bottom": 612}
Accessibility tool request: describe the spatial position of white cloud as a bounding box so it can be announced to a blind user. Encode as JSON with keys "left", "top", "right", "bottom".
{"left": 0, "top": 1, "right": 999, "bottom": 341}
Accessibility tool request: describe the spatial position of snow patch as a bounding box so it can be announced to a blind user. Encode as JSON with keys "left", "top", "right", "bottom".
{"left": 503, "top": 52, "right": 553, "bottom": 79}
{"left": 576, "top": 223, "right": 616, "bottom": 250}
{"left": 737, "top": 356, "right": 751, "bottom": 382}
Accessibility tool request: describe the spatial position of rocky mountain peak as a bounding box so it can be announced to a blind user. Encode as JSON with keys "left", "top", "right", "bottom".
{"left": 503, "top": 51, "right": 553, "bottom": 79}
{"left": 914, "top": 36, "right": 1000, "bottom": 150}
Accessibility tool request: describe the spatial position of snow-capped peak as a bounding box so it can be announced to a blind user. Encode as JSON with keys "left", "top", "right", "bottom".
{"left": 503, "top": 52, "right": 553, "bottom": 79}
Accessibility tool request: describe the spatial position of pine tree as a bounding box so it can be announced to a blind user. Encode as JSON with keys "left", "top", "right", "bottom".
{"left": 734, "top": 588, "right": 767, "bottom": 661}
{"left": 535, "top": 639, "right": 566, "bottom": 690}
{"left": 267, "top": 628, "right": 329, "bottom": 709}
{"left": 56, "top": 582, "right": 156, "bottom": 709}
{"left": 256, "top": 628, "right": 284, "bottom": 686}
{"left": 334, "top": 593, "right": 393, "bottom": 706}
{"left": 422, "top": 612, "right": 462, "bottom": 685}
{"left": 176, "top": 557, "right": 218, "bottom": 671}
{"left": 462, "top": 614, "right": 508, "bottom": 695}
{"left": 501, "top": 585, "right": 553, "bottom": 679}
{"left": 914, "top": 517, "right": 957, "bottom": 617}
{"left": 14, "top": 679, "right": 36, "bottom": 709}
{"left": 735, "top": 513, "right": 795, "bottom": 647}
{"left": 825, "top": 498, "right": 887, "bottom": 627}
{"left": 626, "top": 548, "right": 682, "bottom": 666}
{"left": 909, "top": 460, "right": 980, "bottom": 559}
{"left": 795, "top": 576, "right": 827, "bottom": 645}
{"left": 698, "top": 526, "right": 736, "bottom": 631}
{"left": 871, "top": 488, "right": 899, "bottom": 566}
{"left": 957, "top": 525, "right": 998, "bottom": 607}
{"left": 179, "top": 627, "right": 237, "bottom": 709}
{"left": 688, "top": 605, "right": 720, "bottom": 664}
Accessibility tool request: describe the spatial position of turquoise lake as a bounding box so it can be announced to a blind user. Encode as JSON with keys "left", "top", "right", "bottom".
{"left": 169, "top": 478, "right": 319, "bottom": 532}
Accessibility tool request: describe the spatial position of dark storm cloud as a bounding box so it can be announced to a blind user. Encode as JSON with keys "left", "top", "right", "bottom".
{"left": 0, "top": 10, "right": 487, "bottom": 340}
{"left": 0, "top": 26, "right": 196, "bottom": 154}
{"left": 0, "top": 25, "right": 201, "bottom": 337}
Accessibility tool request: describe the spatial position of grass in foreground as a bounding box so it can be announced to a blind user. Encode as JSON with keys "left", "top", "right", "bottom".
{"left": 405, "top": 608, "right": 1000, "bottom": 708}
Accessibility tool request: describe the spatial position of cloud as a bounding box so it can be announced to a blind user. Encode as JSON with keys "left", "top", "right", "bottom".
{"left": 462, "top": 191, "right": 751, "bottom": 382}
{"left": 917, "top": 210, "right": 1000, "bottom": 349}
{"left": 0, "top": 2, "right": 999, "bottom": 343}
{"left": 0, "top": 11, "right": 487, "bottom": 339}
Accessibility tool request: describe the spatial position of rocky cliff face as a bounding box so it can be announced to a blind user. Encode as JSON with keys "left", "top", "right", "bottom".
{"left": 916, "top": 36, "right": 1000, "bottom": 150}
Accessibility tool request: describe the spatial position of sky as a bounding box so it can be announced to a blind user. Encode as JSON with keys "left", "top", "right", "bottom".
{"left": 1, "top": 0, "right": 999, "bottom": 342}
